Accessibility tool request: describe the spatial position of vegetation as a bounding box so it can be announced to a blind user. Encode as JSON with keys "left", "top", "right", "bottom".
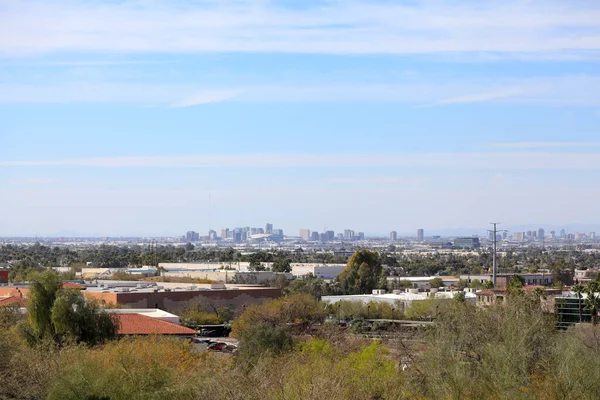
{"left": 26, "top": 270, "right": 118, "bottom": 345}
{"left": 337, "top": 250, "right": 382, "bottom": 294}
{"left": 2, "top": 290, "right": 600, "bottom": 399}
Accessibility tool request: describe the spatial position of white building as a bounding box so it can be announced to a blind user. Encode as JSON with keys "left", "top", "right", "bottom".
{"left": 322, "top": 288, "right": 476, "bottom": 310}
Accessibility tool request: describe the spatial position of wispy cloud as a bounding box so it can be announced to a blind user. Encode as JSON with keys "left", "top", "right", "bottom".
{"left": 493, "top": 142, "right": 600, "bottom": 149}
{"left": 170, "top": 90, "right": 240, "bottom": 108}
{"left": 1, "top": 75, "right": 599, "bottom": 106}
{"left": 436, "top": 86, "right": 538, "bottom": 105}
{"left": 1, "top": 0, "right": 600, "bottom": 57}
{"left": 2, "top": 152, "right": 600, "bottom": 170}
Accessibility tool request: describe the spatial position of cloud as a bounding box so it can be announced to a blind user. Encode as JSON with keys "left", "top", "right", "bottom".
{"left": 493, "top": 142, "right": 600, "bottom": 149}
{"left": 436, "top": 86, "right": 538, "bottom": 105}
{"left": 1, "top": 0, "right": 600, "bottom": 57}
{"left": 2, "top": 152, "right": 600, "bottom": 170}
{"left": 170, "top": 90, "right": 240, "bottom": 108}
{"left": 1, "top": 75, "right": 600, "bottom": 106}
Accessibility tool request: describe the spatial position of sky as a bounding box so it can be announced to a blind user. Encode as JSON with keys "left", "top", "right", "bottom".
{"left": 1, "top": 0, "right": 600, "bottom": 237}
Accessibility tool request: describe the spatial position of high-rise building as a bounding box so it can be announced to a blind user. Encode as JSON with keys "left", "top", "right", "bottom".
{"left": 311, "top": 231, "right": 320, "bottom": 241}
{"left": 344, "top": 229, "right": 355, "bottom": 239}
{"left": 550, "top": 230, "right": 556, "bottom": 240}
{"left": 358, "top": 232, "right": 365, "bottom": 240}
{"left": 532, "top": 231, "right": 537, "bottom": 239}
{"left": 299, "top": 229, "right": 310, "bottom": 240}
{"left": 591, "top": 232, "right": 596, "bottom": 241}
{"left": 336, "top": 233, "right": 344, "bottom": 240}
{"left": 390, "top": 231, "right": 397, "bottom": 241}
{"left": 560, "top": 229, "right": 566, "bottom": 239}
{"left": 538, "top": 228, "right": 545, "bottom": 241}
{"left": 272, "top": 229, "right": 284, "bottom": 239}
{"left": 265, "top": 223, "right": 273, "bottom": 234}
{"left": 185, "top": 231, "right": 199, "bottom": 242}
{"left": 513, "top": 232, "right": 524, "bottom": 241}
{"left": 417, "top": 229, "right": 424, "bottom": 241}
{"left": 233, "top": 227, "right": 243, "bottom": 242}
{"left": 502, "top": 231, "right": 508, "bottom": 239}
{"left": 208, "top": 230, "right": 217, "bottom": 240}
{"left": 325, "top": 231, "right": 335, "bottom": 241}
{"left": 220, "top": 228, "right": 229, "bottom": 240}
{"left": 488, "top": 231, "right": 495, "bottom": 241}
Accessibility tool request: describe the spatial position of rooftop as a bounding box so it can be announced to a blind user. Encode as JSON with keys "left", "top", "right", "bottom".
{"left": 112, "top": 313, "right": 196, "bottom": 336}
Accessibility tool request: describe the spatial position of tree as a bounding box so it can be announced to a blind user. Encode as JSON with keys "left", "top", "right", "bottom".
{"left": 507, "top": 275, "right": 525, "bottom": 294}
{"left": 248, "top": 260, "right": 265, "bottom": 271}
{"left": 51, "top": 290, "right": 118, "bottom": 345}
{"left": 237, "top": 323, "right": 294, "bottom": 368}
{"left": 572, "top": 284, "right": 585, "bottom": 323}
{"left": 28, "top": 270, "right": 62, "bottom": 340}
{"left": 470, "top": 279, "right": 483, "bottom": 289}
{"left": 584, "top": 282, "right": 600, "bottom": 325}
{"left": 272, "top": 257, "right": 292, "bottom": 273}
{"left": 337, "top": 250, "right": 382, "bottom": 294}
{"left": 455, "top": 279, "right": 468, "bottom": 290}
{"left": 27, "top": 270, "right": 118, "bottom": 345}
{"left": 429, "top": 277, "right": 444, "bottom": 289}
{"left": 453, "top": 292, "right": 466, "bottom": 303}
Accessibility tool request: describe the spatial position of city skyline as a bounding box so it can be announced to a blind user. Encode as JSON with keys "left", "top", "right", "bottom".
{"left": 2, "top": 0, "right": 600, "bottom": 236}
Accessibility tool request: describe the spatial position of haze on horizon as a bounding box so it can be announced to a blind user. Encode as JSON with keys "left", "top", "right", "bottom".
{"left": 1, "top": 0, "right": 600, "bottom": 237}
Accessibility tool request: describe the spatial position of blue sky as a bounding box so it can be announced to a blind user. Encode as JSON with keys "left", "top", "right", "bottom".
{"left": 1, "top": 0, "right": 600, "bottom": 236}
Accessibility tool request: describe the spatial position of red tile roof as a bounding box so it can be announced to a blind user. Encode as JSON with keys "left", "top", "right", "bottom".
{"left": 62, "top": 282, "right": 86, "bottom": 289}
{"left": 0, "top": 296, "right": 26, "bottom": 307}
{"left": 112, "top": 313, "right": 196, "bottom": 336}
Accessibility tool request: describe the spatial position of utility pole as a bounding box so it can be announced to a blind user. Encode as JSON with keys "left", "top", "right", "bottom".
{"left": 489, "top": 222, "right": 500, "bottom": 288}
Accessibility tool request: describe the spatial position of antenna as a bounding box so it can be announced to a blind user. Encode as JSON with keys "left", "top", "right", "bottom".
{"left": 208, "top": 193, "right": 211, "bottom": 233}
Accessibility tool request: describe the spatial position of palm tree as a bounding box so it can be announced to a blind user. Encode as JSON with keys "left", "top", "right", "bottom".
{"left": 584, "top": 282, "right": 600, "bottom": 326}
{"left": 532, "top": 287, "right": 546, "bottom": 308}
{"left": 572, "top": 284, "right": 585, "bottom": 323}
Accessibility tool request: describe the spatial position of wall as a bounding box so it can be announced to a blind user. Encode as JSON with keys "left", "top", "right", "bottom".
{"left": 85, "top": 288, "right": 282, "bottom": 313}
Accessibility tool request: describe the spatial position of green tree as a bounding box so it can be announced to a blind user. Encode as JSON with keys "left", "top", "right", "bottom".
{"left": 248, "top": 260, "right": 265, "bottom": 271}
{"left": 455, "top": 279, "right": 468, "bottom": 290}
{"left": 429, "top": 277, "right": 444, "bottom": 289}
{"left": 453, "top": 291, "right": 466, "bottom": 303}
{"left": 272, "top": 257, "right": 292, "bottom": 273}
{"left": 28, "top": 270, "right": 62, "bottom": 340}
{"left": 27, "top": 270, "right": 118, "bottom": 345}
{"left": 507, "top": 274, "right": 525, "bottom": 294}
{"left": 584, "top": 281, "right": 600, "bottom": 325}
{"left": 237, "top": 323, "right": 294, "bottom": 368}
{"left": 337, "top": 250, "right": 382, "bottom": 294}
{"left": 470, "top": 279, "right": 483, "bottom": 289}
{"left": 51, "top": 290, "right": 118, "bottom": 345}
